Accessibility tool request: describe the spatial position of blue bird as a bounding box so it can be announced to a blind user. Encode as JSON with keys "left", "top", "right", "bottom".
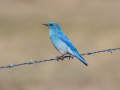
{"left": 43, "top": 22, "right": 88, "bottom": 66}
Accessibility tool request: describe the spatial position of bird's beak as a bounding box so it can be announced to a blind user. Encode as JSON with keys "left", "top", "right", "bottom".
{"left": 42, "top": 24, "right": 48, "bottom": 26}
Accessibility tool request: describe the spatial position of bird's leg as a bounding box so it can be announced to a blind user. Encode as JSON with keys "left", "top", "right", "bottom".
{"left": 68, "top": 54, "right": 74, "bottom": 60}
{"left": 56, "top": 54, "right": 66, "bottom": 61}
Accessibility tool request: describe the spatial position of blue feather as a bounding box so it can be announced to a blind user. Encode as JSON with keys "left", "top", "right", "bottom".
{"left": 58, "top": 31, "right": 88, "bottom": 66}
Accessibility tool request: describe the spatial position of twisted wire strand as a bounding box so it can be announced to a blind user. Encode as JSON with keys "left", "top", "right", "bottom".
{"left": 0, "top": 47, "right": 120, "bottom": 69}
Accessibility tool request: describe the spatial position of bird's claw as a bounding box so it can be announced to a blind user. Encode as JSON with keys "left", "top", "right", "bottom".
{"left": 68, "top": 55, "right": 74, "bottom": 60}
{"left": 56, "top": 56, "right": 64, "bottom": 61}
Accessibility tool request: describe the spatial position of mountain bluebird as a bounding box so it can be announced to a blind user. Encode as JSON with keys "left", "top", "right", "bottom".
{"left": 43, "top": 22, "right": 88, "bottom": 66}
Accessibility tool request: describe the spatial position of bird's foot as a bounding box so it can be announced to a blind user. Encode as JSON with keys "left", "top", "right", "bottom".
{"left": 68, "top": 55, "right": 74, "bottom": 60}
{"left": 56, "top": 56, "right": 64, "bottom": 61}
{"left": 56, "top": 54, "right": 65, "bottom": 61}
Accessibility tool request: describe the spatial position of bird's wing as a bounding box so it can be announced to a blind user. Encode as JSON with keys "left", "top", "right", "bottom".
{"left": 57, "top": 30, "right": 78, "bottom": 52}
{"left": 57, "top": 30, "right": 88, "bottom": 66}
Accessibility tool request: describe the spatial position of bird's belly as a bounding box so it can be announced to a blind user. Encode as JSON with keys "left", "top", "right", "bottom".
{"left": 53, "top": 40, "right": 68, "bottom": 54}
{"left": 51, "top": 37, "right": 70, "bottom": 54}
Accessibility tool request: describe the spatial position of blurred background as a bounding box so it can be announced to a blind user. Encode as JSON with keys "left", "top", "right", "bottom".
{"left": 0, "top": 0, "right": 120, "bottom": 90}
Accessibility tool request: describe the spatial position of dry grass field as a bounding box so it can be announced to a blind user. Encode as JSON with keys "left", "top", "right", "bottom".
{"left": 0, "top": 0, "right": 120, "bottom": 90}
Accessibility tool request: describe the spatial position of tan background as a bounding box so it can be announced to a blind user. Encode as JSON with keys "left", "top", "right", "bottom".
{"left": 0, "top": 0, "right": 120, "bottom": 90}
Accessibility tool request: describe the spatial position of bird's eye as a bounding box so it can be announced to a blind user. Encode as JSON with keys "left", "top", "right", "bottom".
{"left": 50, "top": 24, "right": 53, "bottom": 26}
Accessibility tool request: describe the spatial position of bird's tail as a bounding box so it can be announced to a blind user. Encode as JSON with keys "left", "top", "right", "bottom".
{"left": 75, "top": 54, "right": 88, "bottom": 66}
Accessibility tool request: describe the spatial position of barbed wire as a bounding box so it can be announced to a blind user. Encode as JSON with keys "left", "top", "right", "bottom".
{"left": 0, "top": 47, "right": 120, "bottom": 69}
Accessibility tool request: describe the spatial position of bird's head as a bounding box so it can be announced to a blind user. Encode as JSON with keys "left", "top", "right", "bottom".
{"left": 43, "top": 22, "right": 61, "bottom": 30}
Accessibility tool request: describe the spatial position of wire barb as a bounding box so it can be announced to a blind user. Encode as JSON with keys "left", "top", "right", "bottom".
{"left": 0, "top": 47, "right": 120, "bottom": 69}
{"left": 29, "top": 58, "right": 35, "bottom": 66}
{"left": 8, "top": 61, "right": 13, "bottom": 69}
{"left": 106, "top": 47, "right": 112, "bottom": 54}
